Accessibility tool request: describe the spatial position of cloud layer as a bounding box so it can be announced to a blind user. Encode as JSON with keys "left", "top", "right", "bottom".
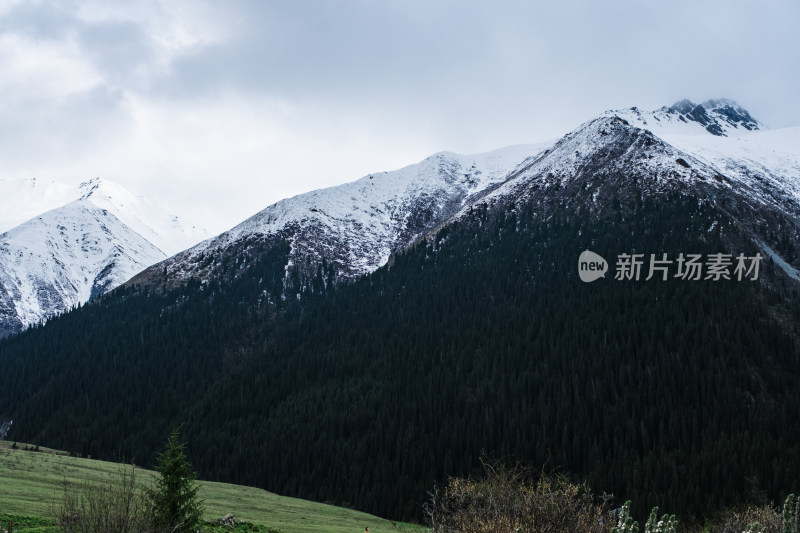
{"left": 0, "top": 0, "right": 798, "bottom": 233}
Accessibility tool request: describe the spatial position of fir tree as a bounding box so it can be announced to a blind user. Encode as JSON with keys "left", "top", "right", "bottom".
{"left": 148, "top": 429, "right": 203, "bottom": 533}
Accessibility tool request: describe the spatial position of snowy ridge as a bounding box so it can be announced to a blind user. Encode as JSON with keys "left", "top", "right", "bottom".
{"left": 78, "top": 178, "right": 209, "bottom": 256}
{"left": 133, "top": 142, "right": 550, "bottom": 286}
{"left": 135, "top": 99, "right": 800, "bottom": 294}
{"left": 451, "top": 115, "right": 721, "bottom": 215}
{"left": 0, "top": 177, "right": 208, "bottom": 255}
{"left": 662, "top": 127, "right": 800, "bottom": 208}
{"left": 605, "top": 99, "right": 762, "bottom": 138}
{"left": 0, "top": 200, "right": 164, "bottom": 337}
{"left": 224, "top": 143, "right": 545, "bottom": 264}
{"left": 455, "top": 115, "right": 798, "bottom": 224}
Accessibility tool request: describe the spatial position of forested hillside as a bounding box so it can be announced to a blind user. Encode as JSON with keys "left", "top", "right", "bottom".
{"left": 1, "top": 193, "right": 799, "bottom": 522}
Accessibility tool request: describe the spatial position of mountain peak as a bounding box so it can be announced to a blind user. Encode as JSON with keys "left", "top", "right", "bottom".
{"left": 668, "top": 98, "right": 697, "bottom": 115}
{"left": 663, "top": 98, "right": 760, "bottom": 136}
{"left": 699, "top": 98, "right": 760, "bottom": 131}
{"left": 605, "top": 99, "right": 761, "bottom": 137}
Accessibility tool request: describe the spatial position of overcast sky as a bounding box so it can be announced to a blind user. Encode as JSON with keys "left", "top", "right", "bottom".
{"left": 0, "top": 0, "right": 798, "bottom": 234}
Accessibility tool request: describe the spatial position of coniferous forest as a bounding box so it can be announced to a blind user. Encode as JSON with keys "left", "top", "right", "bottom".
{"left": 1, "top": 193, "right": 799, "bottom": 522}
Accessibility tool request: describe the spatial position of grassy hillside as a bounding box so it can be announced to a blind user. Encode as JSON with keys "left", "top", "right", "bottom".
{"left": 0, "top": 441, "right": 427, "bottom": 533}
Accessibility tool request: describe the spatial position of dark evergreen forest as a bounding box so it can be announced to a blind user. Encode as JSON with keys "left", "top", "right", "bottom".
{"left": 1, "top": 194, "right": 799, "bottom": 522}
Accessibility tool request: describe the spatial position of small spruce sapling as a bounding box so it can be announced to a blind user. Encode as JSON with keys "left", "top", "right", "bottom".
{"left": 613, "top": 501, "right": 640, "bottom": 533}
{"left": 644, "top": 505, "right": 678, "bottom": 533}
{"left": 784, "top": 494, "right": 799, "bottom": 533}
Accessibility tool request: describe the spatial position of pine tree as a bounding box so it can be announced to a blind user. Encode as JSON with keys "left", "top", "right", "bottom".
{"left": 148, "top": 429, "right": 203, "bottom": 533}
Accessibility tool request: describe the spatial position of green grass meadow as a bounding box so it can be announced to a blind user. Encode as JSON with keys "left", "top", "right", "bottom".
{"left": 0, "top": 441, "right": 427, "bottom": 533}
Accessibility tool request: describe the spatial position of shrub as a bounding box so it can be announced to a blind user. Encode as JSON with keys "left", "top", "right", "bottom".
{"left": 711, "top": 504, "right": 781, "bottom": 533}
{"left": 424, "top": 460, "right": 612, "bottom": 533}
{"left": 55, "top": 464, "right": 153, "bottom": 533}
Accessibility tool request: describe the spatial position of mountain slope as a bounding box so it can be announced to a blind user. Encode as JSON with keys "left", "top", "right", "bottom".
{"left": 1, "top": 99, "right": 799, "bottom": 522}
{"left": 2, "top": 189, "right": 799, "bottom": 522}
{"left": 0, "top": 178, "right": 208, "bottom": 337}
{"left": 446, "top": 115, "right": 800, "bottom": 287}
{"left": 129, "top": 143, "right": 548, "bottom": 288}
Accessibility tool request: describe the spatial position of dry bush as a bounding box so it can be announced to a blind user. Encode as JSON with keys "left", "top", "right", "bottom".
{"left": 424, "top": 460, "right": 612, "bottom": 533}
{"left": 55, "top": 464, "right": 155, "bottom": 533}
{"left": 712, "top": 504, "right": 781, "bottom": 533}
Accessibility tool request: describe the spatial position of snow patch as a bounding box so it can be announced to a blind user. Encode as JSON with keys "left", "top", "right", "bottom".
{"left": 758, "top": 240, "right": 800, "bottom": 281}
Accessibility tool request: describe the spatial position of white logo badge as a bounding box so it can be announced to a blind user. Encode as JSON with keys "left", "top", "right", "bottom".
{"left": 578, "top": 250, "right": 608, "bottom": 282}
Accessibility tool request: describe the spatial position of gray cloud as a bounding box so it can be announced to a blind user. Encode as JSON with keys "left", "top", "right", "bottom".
{"left": 0, "top": 0, "right": 797, "bottom": 233}
{"left": 0, "top": 1, "right": 78, "bottom": 40}
{"left": 77, "top": 19, "right": 152, "bottom": 86}
{"left": 153, "top": 1, "right": 800, "bottom": 135}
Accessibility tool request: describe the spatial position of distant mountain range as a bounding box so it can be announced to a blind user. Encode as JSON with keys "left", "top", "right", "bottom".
{"left": 3, "top": 99, "right": 800, "bottom": 337}
{"left": 0, "top": 178, "right": 207, "bottom": 337}
{"left": 1, "top": 98, "right": 799, "bottom": 522}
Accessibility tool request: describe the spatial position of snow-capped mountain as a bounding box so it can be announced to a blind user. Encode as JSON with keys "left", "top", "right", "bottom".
{"left": 129, "top": 142, "right": 550, "bottom": 287}
{"left": 461, "top": 113, "right": 798, "bottom": 217}
{"left": 449, "top": 108, "right": 800, "bottom": 283}
{"left": 130, "top": 99, "right": 800, "bottom": 294}
{"left": 0, "top": 178, "right": 209, "bottom": 337}
{"left": 0, "top": 201, "right": 164, "bottom": 337}
{"left": 0, "top": 178, "right": 208, "bottom": 255}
